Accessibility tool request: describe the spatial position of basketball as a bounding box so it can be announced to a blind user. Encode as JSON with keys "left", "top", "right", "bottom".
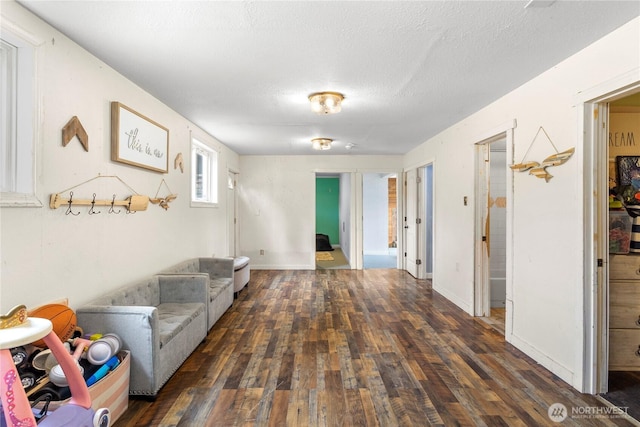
{"left": 28, "top": 304, "right": 77, "bottom": 348}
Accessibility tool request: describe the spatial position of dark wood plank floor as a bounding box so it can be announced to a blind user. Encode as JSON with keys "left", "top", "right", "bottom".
{"left": 115, "top": 270, "right": 637, "bottom": 426}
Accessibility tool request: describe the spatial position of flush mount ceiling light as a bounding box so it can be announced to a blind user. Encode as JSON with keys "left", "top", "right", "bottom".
{"left": 308, "top": 92, "right": 344, "bottom": 115}
{"left": 311, "top": 138, "right": 332, "bottom": 150}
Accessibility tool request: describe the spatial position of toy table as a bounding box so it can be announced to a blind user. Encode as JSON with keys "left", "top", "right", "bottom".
{"left": 0, "top": 305, "right": 109, "bottom": 427}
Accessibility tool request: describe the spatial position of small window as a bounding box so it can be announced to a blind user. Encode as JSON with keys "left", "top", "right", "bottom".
{"left": 191, "top": 138, "right": 218, "bottom": 206}
{"left": 0, "top": 29, "right": 39, "bottom": 207}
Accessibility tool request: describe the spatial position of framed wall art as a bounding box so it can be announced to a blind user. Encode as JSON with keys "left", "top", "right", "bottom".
{"left": 111, "top": 102, "right": 169, "bottom": 173}
{"left": 616, "top": 155, "right": 640, "bottom": 189}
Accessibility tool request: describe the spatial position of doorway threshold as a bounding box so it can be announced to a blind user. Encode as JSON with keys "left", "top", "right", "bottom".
{"left": 478, "top": 307, "right": 505, "bottom": 336}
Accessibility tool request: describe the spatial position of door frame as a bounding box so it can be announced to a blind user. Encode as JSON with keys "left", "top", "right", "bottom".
{"left": 314, "top": 171, "right": 358, "bottom": 269}
{"left": 313, "top": 168, "right": 401, "bottom": 270}
{"left": 473, "top": 121, "right": 516, "bottom": 336}
{"left": 227, "top": 169, "right": 239, "bottom": 257}
{"left": 578, "top": 70, "right": 640, "bottom": 394}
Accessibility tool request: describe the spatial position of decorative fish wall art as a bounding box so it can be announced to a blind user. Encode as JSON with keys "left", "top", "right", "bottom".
{"left": 510, "top": 127, "right": 575, "bottom": 182}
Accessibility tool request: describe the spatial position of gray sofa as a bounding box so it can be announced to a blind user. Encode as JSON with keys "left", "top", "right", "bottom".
{"left": 76, "top": 274, "right": 208, "bottom": 397}
{"left": 161, "top": 257, "right": 234, "bottom": 330}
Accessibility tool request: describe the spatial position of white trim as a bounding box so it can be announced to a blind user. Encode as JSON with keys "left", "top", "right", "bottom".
{"left": 574, "top": 67, "right": 640, "bottom": 104}
{"left": 252, "top": 264, "right": 315, "bottom": 270}
{"left": 473, "top": 119, "right": 518, "bottom": 146}
{"left": 0, "top": 16, "right": 46, "bottom": 47}
{"left": 0, "top": 21, "right": 43, "bottom": 208}
{"left": 0, "top": 192, "right": 42, "bottom": 208}
{"left": 190, "top": 138, "right": 219, "bottom": 207}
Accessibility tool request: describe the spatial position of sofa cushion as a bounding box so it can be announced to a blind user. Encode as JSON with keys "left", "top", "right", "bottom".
{"left": 163, "top": 259, "right": 200, "bottom": 275}
{"left": 90, "top": 277, "right": 161, "bottom": 307}
{"left": 209, "top": 278, "right": 233, "bottom": 300}
{"left": 157, "top": 302, "right": 205, "bottom": 348}
{"left": 233, "top": 256, "right": 250, "bottom": 271}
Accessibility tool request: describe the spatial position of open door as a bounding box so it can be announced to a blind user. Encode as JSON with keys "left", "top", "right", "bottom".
{"left": 475, "top": 143, "right": 491, "bottom": 317}
{"left": 404, "top": 168, "right": 419, "bottom": 277}
{"left": 473, "top": 120, "right": 516, "bottom": 330}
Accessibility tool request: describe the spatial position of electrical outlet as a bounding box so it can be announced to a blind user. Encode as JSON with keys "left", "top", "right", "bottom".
{"left": 260, "top": 249, "right": 265, "bottom": 255}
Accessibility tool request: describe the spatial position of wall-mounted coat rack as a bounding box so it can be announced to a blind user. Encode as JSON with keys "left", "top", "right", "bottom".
{"left": 49, "top": 175, "right": 149, "bottom": 214}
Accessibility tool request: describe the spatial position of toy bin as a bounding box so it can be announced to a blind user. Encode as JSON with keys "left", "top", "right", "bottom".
{"left": 45, "top": 350, "right": 130, "bottom": 424}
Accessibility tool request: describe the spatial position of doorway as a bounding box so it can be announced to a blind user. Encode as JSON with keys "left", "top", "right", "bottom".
{"left": 473, "top": 120, "right": 516, "bottom": 337}
{"left": 315, "top": 175, "right": 349, "bottom": 269}
{"left": 586, "top": 89, "right": 640, "bottom": 417}
{"left": 315, "top": 173, "right": 354, "bottom": 269}
{"left": 475, "top": 137, "right": 508, "bottom": 332}
{"left": 363, "top": 173, "right": 398, "bottom": 269}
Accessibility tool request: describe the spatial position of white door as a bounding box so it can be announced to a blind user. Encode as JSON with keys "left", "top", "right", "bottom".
{"left": 404, "top": 169, "right": 419, "bottom": 277}
{"left": 424, "top": 164, "right": 434, "bottom": 278}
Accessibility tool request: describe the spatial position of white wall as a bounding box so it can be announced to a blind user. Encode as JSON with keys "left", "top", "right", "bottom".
{"left": 0, "top": 2, "right": 239, "bottom": 312}
{"left": 403, "top": 17, "right": 640, "bottom": 390}
{"left": 239, "top": 156, "right": 402, "bottom": 269}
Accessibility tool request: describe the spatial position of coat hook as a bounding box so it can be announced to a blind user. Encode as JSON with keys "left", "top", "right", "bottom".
{"left": 65, "top": 191, "right": 80, "bottom": 216}
{"left": 108, "top": 194, "right": 121, "bottom": 214}
{"left": 126, "top": 197, "right": 136, "bottom": 214}
{"left": 88, "top": 193, "right": 101, "bottom": 215}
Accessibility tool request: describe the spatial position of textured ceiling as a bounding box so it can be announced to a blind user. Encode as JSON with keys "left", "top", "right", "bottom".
{"left": 16, "top": 1, "right": 640, "bottom": 155}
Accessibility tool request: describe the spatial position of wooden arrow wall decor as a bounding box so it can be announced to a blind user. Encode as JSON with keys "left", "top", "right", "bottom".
{"left": 62, "top": 116, "right": 89, "bottom": 151}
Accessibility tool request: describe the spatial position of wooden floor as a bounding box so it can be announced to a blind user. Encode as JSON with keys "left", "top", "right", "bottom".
{"left": 115, "top": 270, "right": 638, "bottom": 426}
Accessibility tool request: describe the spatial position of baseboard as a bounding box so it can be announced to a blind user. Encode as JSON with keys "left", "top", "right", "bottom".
{"left": 508, "top": 334, "right": 575, "bottom": 388}
{"left": 432, "top": 283, "right": 473, "bottom": 315}
{"left": 251, "top": 264, "right": 315, "bottom": 270}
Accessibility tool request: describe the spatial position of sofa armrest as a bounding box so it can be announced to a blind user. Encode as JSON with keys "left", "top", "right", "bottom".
{"left": 76, "top": 305, "right": 159, "bottom": 349}
{"left": 198, "top": 257, "right": 234, "bottom": 280}
{"left": 76, "top": 305, "right": 160, "bottom": 394}
{"left": 157, "top": 274, "right": 209, "bottom": 304}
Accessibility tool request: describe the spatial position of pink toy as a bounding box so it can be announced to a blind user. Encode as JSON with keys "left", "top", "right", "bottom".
{"left": 48, "top": 338, "right": 93, "bottom": 387}
{"left": 0, "top": 305, "right": 110, "bottom": 426}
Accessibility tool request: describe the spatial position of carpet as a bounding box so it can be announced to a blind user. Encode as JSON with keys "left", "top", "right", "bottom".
{"left": 316, "top": 252, "right": 334, "bottom": 261}
{"left": 600, "top": 371, "right": 640, "bottom": 422}
{"left": 316, "top": 248, "right": 349, "bottom": 269}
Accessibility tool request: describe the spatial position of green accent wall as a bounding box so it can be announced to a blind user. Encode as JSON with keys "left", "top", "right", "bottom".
{"left": 316, "top": 178, "right": 340, "bottom": 246}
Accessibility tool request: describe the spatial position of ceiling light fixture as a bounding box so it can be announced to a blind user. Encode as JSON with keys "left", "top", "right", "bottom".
{"left": 308, "top": 92, "right": 344, "bottom": 115}
{"left": 311, "top": 138, "right": 332, "bottom": 150}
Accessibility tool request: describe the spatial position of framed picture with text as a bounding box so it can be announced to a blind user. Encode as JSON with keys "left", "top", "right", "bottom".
{"left": 111, "top": 102, "right": 169, "bottom": 173}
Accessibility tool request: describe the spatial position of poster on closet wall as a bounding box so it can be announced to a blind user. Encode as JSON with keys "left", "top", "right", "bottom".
{"left": 609, "top": 109, "right": 640, "bottom": 189}
{"left": 111, "top": 101, "right": 169, "bottom": 173}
